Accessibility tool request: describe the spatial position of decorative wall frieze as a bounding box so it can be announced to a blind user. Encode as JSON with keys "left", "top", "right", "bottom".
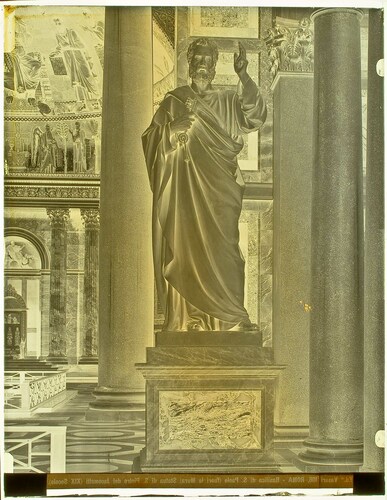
{"left": 4, "top": 177, "right": 100, "bottom": 208}
{"left": 4, "top": 112, "right": 102, "bottom": 122}
{"left": 81, "top": 209, "right": 100, "bottom": 230}
{"left": 265, "top": 17, "right": 314, "bottom": 80}
{"left": 6, "top": 185, "right": 99, "bottom": 200}
{"left": 5, "top": 172, "right": 99, "bottom": 179}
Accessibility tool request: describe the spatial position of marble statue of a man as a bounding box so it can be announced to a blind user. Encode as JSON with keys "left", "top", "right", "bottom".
{"left": 142, "top": 38, "right": 267, "bottom": 332}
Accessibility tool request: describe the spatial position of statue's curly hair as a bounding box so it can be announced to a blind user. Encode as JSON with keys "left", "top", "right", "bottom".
{"left": 187, "top": 38, "right": 219, "bottom": 68}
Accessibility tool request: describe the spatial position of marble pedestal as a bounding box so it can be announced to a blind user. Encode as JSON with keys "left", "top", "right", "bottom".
{"left": 136, "top": 332, "right": 284, "bottom": 472}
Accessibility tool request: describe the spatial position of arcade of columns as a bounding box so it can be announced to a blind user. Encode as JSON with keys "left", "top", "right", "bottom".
{"left": 42, "top": 207, "right": 100, "bottom": 365}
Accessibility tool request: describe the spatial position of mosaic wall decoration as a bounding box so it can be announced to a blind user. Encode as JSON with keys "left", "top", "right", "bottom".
{"left": 5, "top": 118, "right": 101, "bottom": 175}
{"left": 4, "top": 6, "right": 104, "bottom": 177}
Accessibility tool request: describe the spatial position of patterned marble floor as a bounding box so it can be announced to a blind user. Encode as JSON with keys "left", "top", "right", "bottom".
{"left": 5, "top": 387, "right": 145, "bottom": 473}
{"left": 4, "top": 385, "right": 319, "bottom": 474}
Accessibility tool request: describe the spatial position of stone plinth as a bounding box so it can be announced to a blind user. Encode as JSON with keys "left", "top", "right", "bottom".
{"left": 136, "top": 332, "right": 284, "bottom": 472}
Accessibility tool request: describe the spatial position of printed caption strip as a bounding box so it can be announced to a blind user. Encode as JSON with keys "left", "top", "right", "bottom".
{"left": 47, "top": 473, "right": 353, "bottom": 490}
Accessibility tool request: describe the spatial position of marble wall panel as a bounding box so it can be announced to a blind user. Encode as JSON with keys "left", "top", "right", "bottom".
{"left": 77, "top": 274, "right": 85, "bottom": 358}
{"left": 67, "top": 232, "right": 81, "bottom": 270}
{"left": 240, "top": 200, "right": 273, "bottom": 343}
{"left": 40, "top": 273, "right": 51, "bottom": 357}
{"left": 66, "top": 274, "right": 80, "bottom": 362}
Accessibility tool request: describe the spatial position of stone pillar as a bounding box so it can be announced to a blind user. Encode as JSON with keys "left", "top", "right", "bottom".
{"left": 300, "top": 9, "right": 364, "bottom": 466}
{"left": 272, "top": 73, "right": 313, "bottom": 440}
{"left": 79, "top": 209, "right": 100, "bottom": 364}
{"left": 47, "top": 208, "right": 70, "bottom": 364}
{"left": 362, "top": 9, "right": 384, "bottom": 472}
{"left": 88, "top": 6, "right": 154, "bottom": 420}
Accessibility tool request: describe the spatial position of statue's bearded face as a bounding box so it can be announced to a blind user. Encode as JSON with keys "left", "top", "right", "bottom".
{"left": 189, "top": 46, "right": 216, "bottom": 84}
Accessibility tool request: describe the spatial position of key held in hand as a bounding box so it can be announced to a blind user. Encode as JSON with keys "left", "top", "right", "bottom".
{"left": 178, "top": 132, "right": 188, "bottom": 145}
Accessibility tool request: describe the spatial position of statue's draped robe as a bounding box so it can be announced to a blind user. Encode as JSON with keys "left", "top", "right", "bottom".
{"left": 142, "top": 79, "right": 266, "bottom": 331}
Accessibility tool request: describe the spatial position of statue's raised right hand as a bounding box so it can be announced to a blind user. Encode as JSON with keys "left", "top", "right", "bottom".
{"left": 170, "top": 113, "right": 195, "bottom": 135}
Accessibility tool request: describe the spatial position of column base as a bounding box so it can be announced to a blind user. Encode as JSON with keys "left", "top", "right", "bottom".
{"left": 299, "top": 439, "right": 363, "bottom": 466}
{"left": 78, "top": 356, "right": 99, "bottom": 365}
{"left": 86, "top": 386, "right": 145, "bottom": 421}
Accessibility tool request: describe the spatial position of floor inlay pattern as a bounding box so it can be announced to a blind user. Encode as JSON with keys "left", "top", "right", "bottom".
{"left": 5, "top": 386, "right": 310, "bottom": 474}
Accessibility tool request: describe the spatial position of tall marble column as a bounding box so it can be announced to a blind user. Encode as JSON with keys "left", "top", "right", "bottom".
{"left": 300, "top": 9, "right": 364, "bottom": 466}
{"left": 88, "top": 6, "right": 154, "bottom": 420}
{"left": 47, "top": 208, "right": 70, "bottom": 364}
{"left": 362, "top": 9, "right": 384, "bottom": 472}
{"left": 79, "top": 209, "right": 100, "bottom": 364}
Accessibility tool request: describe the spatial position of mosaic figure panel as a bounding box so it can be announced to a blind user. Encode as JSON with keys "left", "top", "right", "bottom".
{"left": 4, "top": 6, "right": 104, "bottom": 177}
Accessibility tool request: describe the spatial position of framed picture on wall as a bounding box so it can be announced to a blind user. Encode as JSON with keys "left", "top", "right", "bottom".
{"left": 188, "top": 6, "right": 259, "bottom": 39}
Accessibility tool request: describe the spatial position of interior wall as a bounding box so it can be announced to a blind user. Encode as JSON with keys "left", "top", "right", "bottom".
{"left": 4, "top": 208, "right": 85, "bottom": 363}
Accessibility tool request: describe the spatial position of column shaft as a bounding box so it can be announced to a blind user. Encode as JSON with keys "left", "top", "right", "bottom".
{"left": 89, "top": 7, "right": 154, "bottom": 418}
{"left": 47, "top": 209, "right": 70, "bottom": 363}
{"left": 363, "top": 9, "right": 384, "bottom": 472}
{"left": 80, "top": 209, "right": 100, "bottom": 363}
{"left": 301, "top": 9, "right": 364, "bottom": 465}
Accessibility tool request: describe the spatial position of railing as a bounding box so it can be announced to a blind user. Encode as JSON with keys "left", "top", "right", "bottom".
{"left": 5, "top": 371, "right": 59, "bottom": 384}
{"left": 4, "top": 426, "right": 67, "bottom": 473}
{"left": 4, "top": 371, "right": 66, "bottom": 411}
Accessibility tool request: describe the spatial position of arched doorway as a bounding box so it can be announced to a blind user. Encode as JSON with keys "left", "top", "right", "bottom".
{"left": 4, "top": 285, "right": 27, "bottom": 358}
{"left": 4, "top": 232, "right": 49, "bottom": 358}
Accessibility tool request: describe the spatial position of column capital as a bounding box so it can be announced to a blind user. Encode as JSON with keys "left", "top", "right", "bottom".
{"left": 264, "top": 17, "right": 314, "bottom": 82}
{"left": 47, "top": 208, "right": 70, "bottom": 228}
{"left": 81, "top": 208, "right": 100, "bottom": 229}
{"left": 311, "top": 8, "right": 363, "bottom": 23}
